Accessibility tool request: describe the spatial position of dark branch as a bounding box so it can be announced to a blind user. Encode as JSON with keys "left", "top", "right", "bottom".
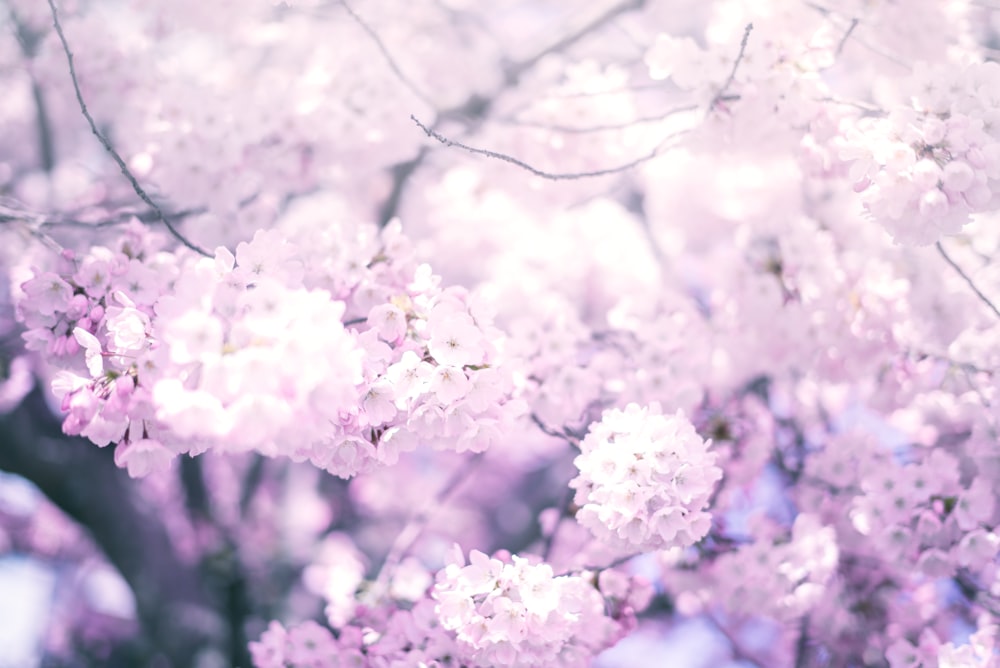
{"left": 340, "top": 0, "right": 435, "bottom": 108}
{"left": 45, "top": 0, "right": 211, "bottom": 258}
{"left": 0, "top": 384, "right": 221, "bottom": 667}
{"left": 0, "top": 198, "right": 208, "bottom": 230}
{"left": 835, "top": 18, "right": 859, "bottom": 57}
{"left": 936, "top": 240, "right": 1000, "bottom": 321}
{"left": 708, "top": 23, "right": 753, "bottom": 114}
{"left": 8, "top": 7, "right": 56, "bottom": 172}
{"left": 373, "top": 453, "right": 483, "bottom": 585}
{"left": 378, "top": 148, "right": 428, "bottom": 228}
{"left": 496, "top": 104, "right": 699, "bottom": 135}
{"left": 505, "top": 0, "right": 647, "bottom": 84}
{"left": 412, "top": 114, "right": 682, "bottom": 180}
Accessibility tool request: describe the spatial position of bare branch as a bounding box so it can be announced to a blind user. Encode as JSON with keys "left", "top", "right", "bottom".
{"left": 802, "top": 1, "right": 909, "bottom": 68}
{"left": 45, "top": 0, "right": 211, "bottom": 258}
{"left": 835, "top": 17, "right": 859, "bottom": 57}
{"left": 7, "top": 7, "right": 56, "bottom": 172}
{"left": 936, "top": 240, "right": 1000, "bottom": 321}
{"left": 373, "top": 453, "right": 483, "bottom": 587}
{"left": 412, "top": 114, "right": 684, "bottom": 180}
{"left": 505, "top": 0, "right": 647, "bottom": 84}
{"left": 706, "top": 613, "right": 770, "bottom": 668}
{"left": 495, "top": 104, "right": 699, "bottom": 135}
{"left": 340, "top": 1, "right": 435, "bottom": 109}
{"left": 0, "top": 197, "right": 208, "bottom": 230}
{"left": 818, "top": 95, "right": 882, "bottom": 113}
{"left": 708, "top": 23, "right": 753, "bottom": 114}
{"left": 794, "top": 617, "right": 811, "bottom": 668}
{"left": 378, "top": 148, "right": 428, "bottom": 228}
{"left": 0, "top": 383, "right": 222, "bottom": 666}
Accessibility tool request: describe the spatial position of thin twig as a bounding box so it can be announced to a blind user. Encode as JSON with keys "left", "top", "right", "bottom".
{"left": 495, "top": 104, "right": 700, "bottom": 135}
{"left": 936, "top": 241, "right": 1000, "bottom": 321}
{"left": 373, "top": 453, "right": 484, "bottom": 587}
{"left": 0, "top": 202, "right": 207, "bottom": 230}
{"left": 389, "top": 0, "right": 648, "bottom": 220}
{"left": 835, "top": 17, "right": 859, "bottom": 57}
{"left": 340, "top": 1, "right": 435, "bottom": 108}
{"left": 706, "top": 613, "right": 768, "bottom": 668}
{"left": 801, "top": 1, "right": 909, "bottom": 68}
{"left": 45, "top": 0, "right": 211, "bottom": 257}
{"left": 818, "top": 95, "right": 882, "bottom": 113}
{"left": 506, "top": 0, "right": 647, "bottom": 84}
{"left": 412, "top": 114, "right": 683, "bottom": 180}
{"left": 541, "top": 482, "right": 575, "bottom": 562}
{"left": 708, "top": 23, "right": 753, "bottom": 115}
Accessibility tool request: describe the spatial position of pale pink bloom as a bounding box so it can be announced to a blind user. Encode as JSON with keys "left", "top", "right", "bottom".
{"left": 570, "top": 403, "right": 720, "bottom": 552}
{"left": 113, "top": 438, "right": 174, "bottom": 478}
{"left": 73, "top": 327, "right": 104, "bottom": 377}
{"left": 430, "top": 366, "right": 471, "bottom": 404}
{"left": 362, "top": 382, "right": 397, "bottom": 426}
{"left": 367, "top": 302, "right": 407, "bottom": 342}
{"left": 105, "top": 305, "right": 151, "bottom": 357}
{"left": 427, "top": 313, "right": 485, "bottom": 367}
{"left": 21, "top": 272, "right": 73, "bottom": 317}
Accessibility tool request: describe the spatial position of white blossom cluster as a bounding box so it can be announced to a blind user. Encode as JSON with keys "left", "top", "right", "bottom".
{"left": 569, "top": 403, "right": 721, "bottom": 553}
{"left": 841, "top": 61, "right": 1000, "bottom": 245}
{"left": 432, "top": 549, "right": 621, "bottom": 667}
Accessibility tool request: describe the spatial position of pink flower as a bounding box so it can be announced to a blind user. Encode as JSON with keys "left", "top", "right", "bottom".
{"left": 113, "top": 438, "right": 174, "bottom": 478}
{"left": 368, "top": 302, "right": 408, "bottom": 342}
{"left": 21, "top": 272, "right": 73, "bottom": 317}
{"left": 429, "top": 366, "right": 471, "bottom": 404}
{"left": 427, "top": 313, "right": 485, "bottom": 367}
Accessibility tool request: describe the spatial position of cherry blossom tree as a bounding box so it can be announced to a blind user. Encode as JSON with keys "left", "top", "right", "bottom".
{"left": 2, "top": 0, "right": 1000, "bottom": 666}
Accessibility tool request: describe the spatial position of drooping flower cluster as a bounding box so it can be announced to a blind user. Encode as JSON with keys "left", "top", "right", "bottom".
{"left": 431, "top": 549, "right": 625, "bottom": 667}
{"left": 840, "top": 61, "right": 1000, "bottom": 245}
{"left": 15, "top": 218, "right": 522, "bottom": 478}
{"left": 569, "top": 403, "right": 722, "bottom": 553}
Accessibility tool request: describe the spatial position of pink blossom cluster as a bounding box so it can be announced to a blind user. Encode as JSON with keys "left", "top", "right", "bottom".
{"left": 708, "top": 514, "right": 839, "bottom": 622}
{"left": 569, "top": 403, "right": 722, "bottom": 553}
{"left": 850, "top": 449, "right": 997, "bottom": 578}
{"left": 15, "top": 219, "right": 521, "bottom": 478}
{"left": 249, "top": 547, "right": 649, "bottom": 668}
{"left": 432, "top": 548, "right": 628, "bottom": 667}
{"left": 250, "top": 599, "right": 459, "bottom": 668}
{"left": 841, "top": 61, "right": 1000, "bottom": 245}
{"left": 888, "top": 616, "right": 999, "bottom": 668}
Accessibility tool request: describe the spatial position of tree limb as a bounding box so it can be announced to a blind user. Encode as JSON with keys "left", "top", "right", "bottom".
{"left": 0, "top": 383, "right": 222, "bottom": 667}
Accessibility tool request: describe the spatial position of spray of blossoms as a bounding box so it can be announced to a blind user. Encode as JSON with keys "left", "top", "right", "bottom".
{"left": 569, "top": 402, "right": 722, "bottom": 553}
{"left": 15, "top": 219, "right": 523, "bottom": 478}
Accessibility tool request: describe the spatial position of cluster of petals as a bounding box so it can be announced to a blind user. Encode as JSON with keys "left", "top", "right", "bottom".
{"left": 840, "top": 61, "right": 1000, "bottom": 245}
{"left": 887, "top": 617, "right": 999, "bottom": 668}
{"left": 15, "top": 220, "right": 522, "bottom": 478}
{"left": 849, "top": 448, "right": 997, "bottom": 578}
{"left": 709, "top": 514, "right": 839, "bottom": 622}
{"left": 250, "top": 599, "right": 459, "bottom": 668}
{"left": 432, "top": 549, "right": 623, "bottom": 667}
{"left": 569, "top": 403, "right": 722, "bottom": 552}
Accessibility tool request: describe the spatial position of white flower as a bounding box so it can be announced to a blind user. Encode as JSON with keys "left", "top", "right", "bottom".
{"left": 427, "top": 312, "right": 485, "bottom": 367}
{"left": 105, "top": 305, "right": 151, "bottom": 357}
